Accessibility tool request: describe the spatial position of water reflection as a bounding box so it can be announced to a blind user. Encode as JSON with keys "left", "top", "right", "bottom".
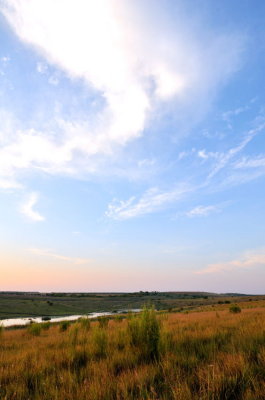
{"left": 0, "top": 309, "right": 140, "bottom": 328}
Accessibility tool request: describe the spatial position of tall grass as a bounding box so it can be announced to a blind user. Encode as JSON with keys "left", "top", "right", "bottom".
{"left": 92, "top": 326, "right": 108, "bottom": 359}
{"left": 27, "top": 323, "right": 41, "bottom": 336}
{"left": 128, "top": 306, "right": 160, "bottom": 362}
{"left": 98, "top": 316, "right": 109, "bottom": 328}
{"left": 1, "top": 304, "right": 265, "bottom": 399}
{"left": 0, "top": 324, "right": 3, "bottom": 336}
{"left": 79, "top": 317, "right": 90, "bottom": 331}
{"left": 59, "top": 321, "right": 70, "bottom": 332}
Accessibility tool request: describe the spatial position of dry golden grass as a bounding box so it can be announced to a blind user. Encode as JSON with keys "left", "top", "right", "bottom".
{"left": 1, "top": 304, "right": 265, "bottom": 399}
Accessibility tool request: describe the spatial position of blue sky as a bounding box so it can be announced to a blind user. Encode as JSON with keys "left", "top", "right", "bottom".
{"left": 0, "top": 0, "right": 265, "bottom": 293}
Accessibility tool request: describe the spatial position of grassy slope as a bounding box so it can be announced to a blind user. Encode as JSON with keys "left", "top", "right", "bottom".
{"left": 0, "top": 292, "right": 262, "bottom": 319}
{"left": 1, "top": 301, "right": 265, "bottom": 399}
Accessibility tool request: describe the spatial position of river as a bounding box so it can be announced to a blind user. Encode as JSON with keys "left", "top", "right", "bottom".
{"left": 0, "top": 309, "right": 141, "bottom": 328}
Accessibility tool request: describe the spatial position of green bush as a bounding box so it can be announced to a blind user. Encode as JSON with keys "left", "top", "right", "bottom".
{"left": 27, "top": 323, "right": 41, "bottom": 336}
{"left": 127, "top": 306, "right": 160, "bottom": 362}
{"left": 229, "top": 305, "right": 241, "bottom": 314}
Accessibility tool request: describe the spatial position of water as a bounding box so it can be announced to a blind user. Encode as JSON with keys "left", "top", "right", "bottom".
{"left": 0, "top": 309, "right": 141, "bottom": 328}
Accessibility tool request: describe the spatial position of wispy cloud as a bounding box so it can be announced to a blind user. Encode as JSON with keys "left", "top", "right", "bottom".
{"left": 234, "top": 156, "right": 265, "bottom": 169}
{"left": 28, "top": 248, "right": 90, "bottom": 264}
{"left": 1, "top": 56, "right": 10, "bottom": 64}
{"left": 207, "top": 122, "right": 265, "bottom": 179}
{"left": 0, "top": 0, "right": 243, "bottom": 185}
{"left": 186, "top": 204, "right": 221, "bottom": 218}
{"left": 20, "top": 192, "right": 45, "bottom": 222}
{"left": 178, "top": 148, "right": 196, "bottom": 160}
{"left": 36, "top": 62, "right": 47, "bottom": 74}
{"left": 222, "top": 105, "right": 249, "bottom": 127}
{"left": 222, "top": 105, "right": 249, "bottom": 120}
{"left": 196, "top": 250, "right": 265, "bottom": 274}
{"left": 106, "top": 185, "right": 191, "bottom": 220}
{"left": 105, "top": 115, "right": 265, "bottom": 220}
{"left": 0, "top": 55, "right": 10, "bottom": 75}
{"left": 197, "top": 149, "right": 219, "bottom": 161}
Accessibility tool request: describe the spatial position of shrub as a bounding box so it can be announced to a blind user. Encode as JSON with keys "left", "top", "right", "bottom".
{"left": 27, "top": 323, "right": 41, "bottom": 336}
{"left": 0, "top": 324, "right": 4, "bottom": 337}
{"left": 229, "top": 305, "right": 241, "bottom": 314}
{"left": 127, "top": 305, "right": 160, "bottom": 362}
{"left": 60, "top": 321, "right": 70, "bottom": 332}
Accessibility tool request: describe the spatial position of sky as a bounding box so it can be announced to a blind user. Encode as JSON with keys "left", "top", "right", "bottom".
{"left": 0, "top": 0, "right": 265, "bottom": 293}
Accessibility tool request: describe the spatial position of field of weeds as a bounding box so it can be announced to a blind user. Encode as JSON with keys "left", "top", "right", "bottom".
{"left": 1, "top": 304, "right": 265, "bottom": 399}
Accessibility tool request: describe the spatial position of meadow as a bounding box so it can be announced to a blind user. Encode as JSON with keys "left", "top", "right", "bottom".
{"left": 1, "top": 301, "right": 265, "bottom": 399}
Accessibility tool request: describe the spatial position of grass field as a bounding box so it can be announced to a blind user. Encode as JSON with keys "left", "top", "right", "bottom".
{"left": 1, "top": 301, "right": 265, "bottom": 399}
{"left": 0, "top": 291, "right": 263, "bottom": 319}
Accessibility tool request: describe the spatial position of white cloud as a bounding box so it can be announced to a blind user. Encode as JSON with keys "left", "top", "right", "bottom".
{"left": 48, "top": 75, "right": 59, "bottom": 86}
{"left": 36, "top": 61, "right": 47, "bottom": 74}
{"left": 178, "top": 148, "right": 196, "bottom": 160}
{"left": 234, "top": 156, "right": 265, "bottom": 169}
{"left": 1, "top": 55, "right": 10, "bottom": 65}
{"left": 106, "top": 185, "right": 191, "bottom": 220}
{"left": 197, "top": 149, "right": 219, "bottom": 160}
{"left": 28, "top": 248, "right": 90, "bottom": 264}
{"left": 222, "top": 105, "right": 249, "bottom": 122}
{"left": 20, "top": 192, "right": 45, "bottom": 221}
{"left": 196, "top": 250, "right": 265, "bottom": 274}
{"left": 0, "top": 0, "right": 243, "bottom": 184}
{"left": 186, "top": 204, "right": 220, "bottom": 218}
{"left": 0, "top": 177, "right": 22, "bottom": 189}
{"left": 207, "top": 122, "right": 265, "bottom": 179}
{"left": 137, "top": 158, "right": 155, "bottom": 168}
